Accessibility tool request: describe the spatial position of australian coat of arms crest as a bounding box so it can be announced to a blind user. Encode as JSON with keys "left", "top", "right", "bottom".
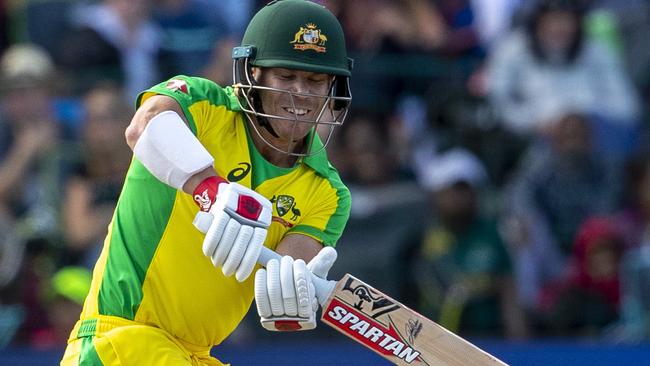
{"left": 290, "top": 23, "right": 327, "bottom": 53}
{"left": 271, "top": 195, "right": 301, "bottom": 221}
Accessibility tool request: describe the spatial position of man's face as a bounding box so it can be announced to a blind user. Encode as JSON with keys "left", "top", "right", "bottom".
{"left": 253, "top": 67, "right": 333, "bottom": 143}
{"left": 2, "top": 86, "right": 51, "bottom": 124}
{"left": 537, "top": 11, "right": 578, "bottom": 53}
{"left": 433, "top": 182, "right": 478, "bottom": 228}
{"left": 585, "top": 239, "right": 621, "bottom": 281}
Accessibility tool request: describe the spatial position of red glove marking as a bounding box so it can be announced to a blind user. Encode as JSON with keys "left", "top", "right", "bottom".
{"left": 274, "top": 320, "right": 301, "bottom": 331}
{"left": 193, "top": 176, "right": 227, "bottom": 212}
{"left": 236, "top": 195, "right": 263, "bottom": 220}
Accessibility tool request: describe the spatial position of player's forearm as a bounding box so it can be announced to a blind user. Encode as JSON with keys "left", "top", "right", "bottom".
{"left": 275, "top": 234, "right": 324, "bottom": 263}
{"left": 182, "top": 167, "right": 217, "bottom": 195}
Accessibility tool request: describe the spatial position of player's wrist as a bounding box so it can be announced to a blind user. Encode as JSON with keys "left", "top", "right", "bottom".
{"left": 192, "top": 175, "right": 228, "bottom": 212}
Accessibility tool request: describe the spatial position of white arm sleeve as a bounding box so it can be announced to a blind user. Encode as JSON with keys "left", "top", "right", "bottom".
{"left": 133, "top": 110, "right": 214, "bottom": 190}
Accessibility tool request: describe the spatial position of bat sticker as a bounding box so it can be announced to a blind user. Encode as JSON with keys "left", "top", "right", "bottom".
{"left": 406, "top": 319, "right": 423, "bottom": 344}
{"left": 342, "top": 277, "right": 401, "bottom": 320}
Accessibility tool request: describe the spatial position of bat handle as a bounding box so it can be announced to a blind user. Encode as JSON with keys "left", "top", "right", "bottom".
{"left": 194, "top": 212, "right": 336, "bottom": 306}
{"left": 258, "top": 246, "right": 335, "bottom": 307}
{"left": 257, "top": 245, "right": 282, "bottom": 264}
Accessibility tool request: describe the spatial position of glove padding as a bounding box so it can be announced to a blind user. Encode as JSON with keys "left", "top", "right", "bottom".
{"left": 255, "top": 246, "right": 337, "bottom": 331}
{"left": 192, "top": 179, "right": 272, "bottom": 282}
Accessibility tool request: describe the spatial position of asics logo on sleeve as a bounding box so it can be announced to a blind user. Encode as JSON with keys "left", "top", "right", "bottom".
{"left": 227, "top": 163, "right": 251, "bottom": 182}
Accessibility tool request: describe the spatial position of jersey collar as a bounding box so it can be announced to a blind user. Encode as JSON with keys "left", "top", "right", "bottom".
{"left": 300, "top": 130, "right": 332, "bottom": 177}
{"left": 224, "top": 86, "right": 243, "bottom": 112}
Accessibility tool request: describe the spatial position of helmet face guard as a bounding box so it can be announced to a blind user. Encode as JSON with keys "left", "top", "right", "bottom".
{"left": 232, "top": 0, "right": 352, "bottom": 157}
{"left": 232, "top": 48, "right": 351, "bottom": 157}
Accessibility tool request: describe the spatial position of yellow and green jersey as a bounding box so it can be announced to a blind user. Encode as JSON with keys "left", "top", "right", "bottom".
{"left": 72, "top": 76, "right": 351, "bottom": 350}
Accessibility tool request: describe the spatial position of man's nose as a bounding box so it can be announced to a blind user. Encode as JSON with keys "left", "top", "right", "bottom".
{"left": 288, "top": 79, "right": 311, "bottom": 95}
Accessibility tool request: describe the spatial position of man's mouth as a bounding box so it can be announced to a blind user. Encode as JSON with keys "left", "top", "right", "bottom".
{"left": 282, "top": 107, "right": 310, "bottom": 117}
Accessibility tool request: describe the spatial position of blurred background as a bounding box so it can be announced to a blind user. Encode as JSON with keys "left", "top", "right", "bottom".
{"left": 0, "top": 0, "right": 648, "bottom": 364}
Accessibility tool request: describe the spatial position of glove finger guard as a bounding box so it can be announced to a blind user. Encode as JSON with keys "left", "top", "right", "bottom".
{"left": 201, "top": 211, "right": 228, "bottom": 258}
{"left": 280, "top": 256, "right": 298, "bottom": 316}
{"left": 235, "top": 228, "right": 266, "bottom": 282}
{"left": 293, "top": 259, "right": 314, "bottom": 318}
{"left": 222, "top": 225, "right": 253, "bottom": 277}
{"left": 211, "top": 218, "right": 240, "bottom": 268}
{"left": 266, "top": 259, "right": 284, "bottom": 316}
{"left": 255, "top": 269, "right": 272, "bottom": 318}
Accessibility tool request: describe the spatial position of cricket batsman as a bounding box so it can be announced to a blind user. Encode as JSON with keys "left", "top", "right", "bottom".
{"left": 60, "top": 0, "right": 352, "bottom": 364}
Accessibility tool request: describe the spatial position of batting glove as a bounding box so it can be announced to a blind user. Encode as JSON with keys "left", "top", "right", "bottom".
{"left": 255, "top": 246, "right": 337, "bottom": 331}
{"left": 192, "top": 176, "right": 272, "bottom": 282}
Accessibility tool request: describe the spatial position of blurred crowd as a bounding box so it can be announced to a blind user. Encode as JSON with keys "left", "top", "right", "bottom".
{"left": 0, "top": 0, "right": 649, "bottom": 350}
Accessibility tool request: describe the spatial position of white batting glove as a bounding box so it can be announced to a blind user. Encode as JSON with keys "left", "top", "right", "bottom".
{"left": 192, "top": 176, "right": 272, "bottom": 282}
{"left": 255, "top": 246, "right": 337, "bottom": 331}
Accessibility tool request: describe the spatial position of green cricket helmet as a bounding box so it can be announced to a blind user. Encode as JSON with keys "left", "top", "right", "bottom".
{"left": 232, "top": 0, "right": 353, "bottom": 156}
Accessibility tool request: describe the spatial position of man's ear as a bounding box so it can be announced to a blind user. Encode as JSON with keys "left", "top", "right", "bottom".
{"left": 251, "top": 67, "right": 261, "bottom": 83}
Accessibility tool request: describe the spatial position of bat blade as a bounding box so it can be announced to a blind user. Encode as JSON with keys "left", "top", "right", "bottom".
{"left": 254, "top": 246, "right": 507, "bottom": 365}
{"left": 320, "top": 274, "right": 508, "bottom": 366}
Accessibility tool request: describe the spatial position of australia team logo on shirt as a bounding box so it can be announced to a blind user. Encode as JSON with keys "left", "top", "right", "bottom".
{"left": 290, "top": 23, "right": 327, "bottom": 53}
{"left": 270, "top": 194, "right": 301, "bottom": 227}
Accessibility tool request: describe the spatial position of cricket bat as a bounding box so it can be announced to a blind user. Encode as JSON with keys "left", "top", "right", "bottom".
{"left": 258, "top": 247, "right": 509, "bottom": 366}
{"left": 193, "top": 213, "right": 507, "bottom": 365}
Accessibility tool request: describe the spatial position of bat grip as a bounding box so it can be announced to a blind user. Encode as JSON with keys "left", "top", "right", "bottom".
{"left": 194, "top": 212, "right": 335, "bottom": 306}
{"left": 258, "top": 246, "right": 335, "bottom": 307}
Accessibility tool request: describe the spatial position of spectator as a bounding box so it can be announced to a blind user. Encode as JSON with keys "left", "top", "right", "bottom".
{"left": 329, "top": 0, "right": 481, "bottom": 57}
{"left": 321, "top": 0, "right": 448, "bottom": 109}
{"left": 0, "top": 43, "right": 69, "bottom": 248}
{"left": 23, "top": 0, "right": 77, "bottom": 59}
{"left": 589, "top": 0, "right": 650, "bottom": 87}
{"left": 610, "top": 155, "right": 650, "bottom": 250}
{"left": 200, "top": 0, "right": 254, "bottom": 85}
{"left": 0, "top": 211, "right": 25, "bottom": 348}
{"left": 61, "top": 83, "right": 131, "bottom": 268}
{"left": 469, "top": 0, "right": 526, "bottom": 49}
{"left": 30, "top": 266, "right": 92, "bottom": 349}
{"left": 402, "top": 148, "right": 528, "bottom": 339}
{"left": 0, "top": 43, "right": 73, "bottom": 346}
{"left": 326, "top": 0, "right": 446, "bottom": 54}
{"left": 607, "top": 154, "right": 650, "bottom": 342}
{"left": 538, "top": 217, "right": 624, "bottom": 336}
{"left": 154, "top": 0, "right": 235, "bottom": 80}
{"left": 617, "top": 244, "right": 650, "bottom": 343}
{"left": 487, "top": 0, "right": 641, "bottom": 159}
{"left": 435, "top": 0, "right": 484, "bottom": 57}
{"left": 56, "top": 0, "right": 160, "bottom": 100}
{"left": 502, "top": 112, "right": 619, "bottom": 311}
{"left": 333, "top": 112, "right": 399, "bottom": 186}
